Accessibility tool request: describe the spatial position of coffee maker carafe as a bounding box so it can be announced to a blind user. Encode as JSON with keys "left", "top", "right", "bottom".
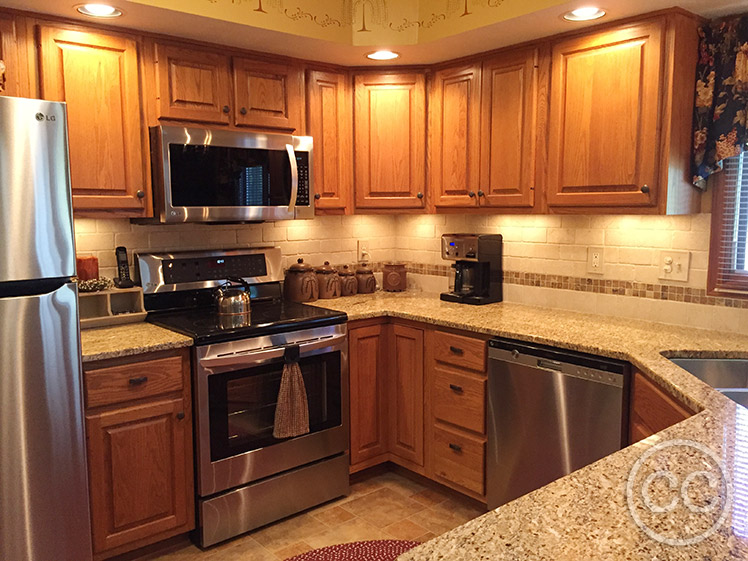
{"left": 440, "top": 234, "right": 503, "bottom": 305}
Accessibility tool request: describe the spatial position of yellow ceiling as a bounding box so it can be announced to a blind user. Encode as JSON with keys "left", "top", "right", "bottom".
{"left": 128, "top": 0, "right": 571, "bottom": 46}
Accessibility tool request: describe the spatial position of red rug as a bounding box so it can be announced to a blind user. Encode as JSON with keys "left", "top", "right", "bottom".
{"left": 285, "top": 540, "right": 420, "bottom": 561}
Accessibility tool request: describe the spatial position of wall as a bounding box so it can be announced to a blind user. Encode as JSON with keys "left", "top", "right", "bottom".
{"left": 74, "top": 210, "right": 748, "bottom": 335}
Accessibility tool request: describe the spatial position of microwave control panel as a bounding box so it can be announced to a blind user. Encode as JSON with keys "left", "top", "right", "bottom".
{"left": 296, "top": 152, "right": 310, "bottom": 206}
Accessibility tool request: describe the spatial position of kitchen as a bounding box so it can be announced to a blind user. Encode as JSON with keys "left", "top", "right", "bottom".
{"left": 1, "top": 0, "right": 748, "bottom": 560}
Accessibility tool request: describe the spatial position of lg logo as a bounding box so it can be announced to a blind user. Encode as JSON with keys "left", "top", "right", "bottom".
{"left": 35, "top": 112, "right": 56, "bottom": 122}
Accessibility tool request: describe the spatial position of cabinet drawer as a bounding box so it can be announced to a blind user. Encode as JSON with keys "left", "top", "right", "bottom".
{"left": 431, "top": 425, "right": 485, "bottom": 495}
{"left": 85, "top": 356, "right": 184, "bottom": 409}
{"left": 433, "top": 331, "right": 486, "bottom": 372}
{"left": 432, "top": 367, "right": 485, "bottom": 434}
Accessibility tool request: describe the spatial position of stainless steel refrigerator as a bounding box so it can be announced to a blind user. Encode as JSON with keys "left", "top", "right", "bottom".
{"left": 0, "top": 96, "right": 93, "bottom": 560}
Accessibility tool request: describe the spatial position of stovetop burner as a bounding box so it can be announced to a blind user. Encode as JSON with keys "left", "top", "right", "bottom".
{"left": 147, "top": 299, "right": 347, "bottom": 345}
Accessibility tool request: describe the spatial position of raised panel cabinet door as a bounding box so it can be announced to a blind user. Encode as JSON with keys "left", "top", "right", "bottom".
{"left": 86, "top": 398, "right": 193, "bottom": 556}
{"left": 349, "top": 323, "right": 388, "bottom": 465}
{"left": 306, "top": 69, "right": 352, "bottom": 213}
{"left": 479, "top": 47, "right": 540, "bottom": 208}
{"left": 547, "top": 21, "right": 664, "bottom": 208}
{"left": 233, "top": 57, "right": 303, "bottom": 130}
{"left": 354, "top": 73, "right": 426, "bottom": 209}
{"left": 154, "top": 43, "right": 231, "bottom": 124}
{"left": 38, "top": 26, "right": 149, "bottom": 216}
{"left": 389, "top": 324, "right": 424, "bottom": 466}
{"left": 430, "top": 63, "right": 481, "bottom": 208}
{"left": 0, "top": 15, "right": 22, "bottom": 97}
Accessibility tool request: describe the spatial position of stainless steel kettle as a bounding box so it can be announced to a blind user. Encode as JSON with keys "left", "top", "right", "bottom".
{"left": 215, "top": 277, "right": 251, "bottom": 316}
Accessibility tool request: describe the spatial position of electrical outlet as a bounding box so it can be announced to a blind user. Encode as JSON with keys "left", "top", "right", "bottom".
{"left": 357, "top": 239, "right": 371, "bottom": 263}
{"left": 587, "top": 246, "right": 604, "bottom": 274}
{"left": 658, "top": 250, "right": 690, "bottom": 282}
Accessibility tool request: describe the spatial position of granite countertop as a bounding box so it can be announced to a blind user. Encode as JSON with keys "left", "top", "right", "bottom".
{"left": 309, "top": 292, "right": 748, "bottom": 560}
{"left": 80, "top": 322, "right": 192, "bottom": 363}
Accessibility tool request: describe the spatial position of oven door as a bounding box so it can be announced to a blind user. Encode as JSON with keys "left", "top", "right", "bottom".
{"left": 194, "top": 324, "right": 348, "bottom": 496}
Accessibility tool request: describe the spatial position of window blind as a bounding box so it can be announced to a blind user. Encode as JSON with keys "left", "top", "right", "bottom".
{"left": 712, "top": 152, "right": 748, "bottom": 294}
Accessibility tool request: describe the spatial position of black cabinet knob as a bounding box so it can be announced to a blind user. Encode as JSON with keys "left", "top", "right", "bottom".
{"left": 314, "top": 193, "right": 321, "bottom": 200}
{"left": 240, "top": 107, "right": 247, "bottom": 115}
{"left": 176, "top": 412, "right": 185, "bottom": 420}
{"left": 136, "top": 190, "right": 145, "bottom": 199}
{"left": 468, "top": 191, "right": 476, "bottom": 198}
{"left": 416, "top": 192, "right": 424, "bottom": 199}
{"left": 222, "top": 105, "right": 230, "bottom": 114}
{"left": 477, "top": 190, "right": 485, "bottom": 197}
{"left": 641, "top": 185, "right": 650, "bottom": 193}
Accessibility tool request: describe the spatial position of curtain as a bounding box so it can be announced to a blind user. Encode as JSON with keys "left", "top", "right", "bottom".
{"left": 692, "top": 15, "right": 748, "bottom": 189}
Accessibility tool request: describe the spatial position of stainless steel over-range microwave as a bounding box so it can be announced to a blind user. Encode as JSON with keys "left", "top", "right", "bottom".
{"left": 150, "top": 125, "right": 314, "bottom": 223}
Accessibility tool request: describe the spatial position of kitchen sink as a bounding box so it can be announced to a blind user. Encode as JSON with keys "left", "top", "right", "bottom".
{"left": 668, "top": 358, "right": 748, "bottom": 408}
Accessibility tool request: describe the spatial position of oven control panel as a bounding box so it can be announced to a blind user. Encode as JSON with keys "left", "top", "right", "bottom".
{"left": 163, "top": 253, "right": 267, "bottom": 284}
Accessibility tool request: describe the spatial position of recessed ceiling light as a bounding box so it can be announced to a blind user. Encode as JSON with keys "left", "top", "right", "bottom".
{"left": 366, "top": 50, "right": 400, "bottom": 61}
{"left": 76, "top": 3, "right": 123, "bottom": 18}
{"left": 563, "top": 6, "right": 606, "bottom": 21}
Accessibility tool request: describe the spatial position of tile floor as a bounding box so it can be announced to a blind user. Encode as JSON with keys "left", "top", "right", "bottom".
{"left": 148, "top": 470, "right": 487, "bottom": 561}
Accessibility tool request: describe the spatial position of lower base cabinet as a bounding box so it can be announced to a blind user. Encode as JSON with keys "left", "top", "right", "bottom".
{"left": 629, "top": 370, "right": 695, "bottom": 443}
{"left": 83, "top": 349, "right": 194, "bottom": 560}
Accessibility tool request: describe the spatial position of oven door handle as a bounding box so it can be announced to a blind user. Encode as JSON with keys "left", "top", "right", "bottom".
{"left": 286, "top": 143, "right": 298, "bottom": 216}
{"left": 199, "top": 334, "right": 344, "bottom": 371}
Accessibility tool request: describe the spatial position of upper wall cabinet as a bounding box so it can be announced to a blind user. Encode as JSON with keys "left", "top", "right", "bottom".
{"left": 479, "top": 47, "right": 543, "bottom": 209}
{"left": 354, "top": 73, "right": 426, "bottom": 210}
{"left": 38, "top": 25, "right": 150, "bottom": 217}
{"left": 0, "top": 15, "right": 28, "bottom": 97}
{"left": 153, "top": 42, "right": 232, "bottom": 125}
{"left": 547, "top": 14, "right": 700, "bottom": 213}
{"left": 233, "top": 58, "right": 303, "bottom": 131}
{"left": 306, "top": 69, "right": 352, "bottom": 214}
{"left": 429, "top": 63, "right": 481, "bottom": 209}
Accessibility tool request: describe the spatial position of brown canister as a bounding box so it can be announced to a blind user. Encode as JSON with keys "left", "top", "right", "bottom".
{"left": 284, "top": 258, "right": 319, "bottom": 302}
{"left": 316, "top": 261, "right": 341, "bottom": 299}
{"left": 383, "top": 262, "right": 407, "bottom": 292}
{"left": 356, "top": 263, "right": 377, "bottom": 294}
{"left": 339, "top": 265, "right": 358, "bottom": 296}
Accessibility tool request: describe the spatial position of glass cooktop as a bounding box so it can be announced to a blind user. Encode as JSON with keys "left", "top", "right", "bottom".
{"left": 147, "top": 299, "right": 347, "bottom": 345}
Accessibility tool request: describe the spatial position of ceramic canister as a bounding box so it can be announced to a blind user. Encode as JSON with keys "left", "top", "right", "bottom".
{"left": 339, "top": 264, "right": 358, "bottom": 296}
{"left": 355, "top": 263, "right": 377, "bottom": 294}
{"left": 316, "top": 261, "right": 341, "bottom": 299}
{"left": 383, "top": 262, "right": 407, "bottom": 292}
{"left": 284, "top": 258, "right": 319, "bottom": 302}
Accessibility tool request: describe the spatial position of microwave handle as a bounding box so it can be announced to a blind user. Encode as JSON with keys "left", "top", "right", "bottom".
{"left": 286, "top": 143, "right": 298, "bottom": 215}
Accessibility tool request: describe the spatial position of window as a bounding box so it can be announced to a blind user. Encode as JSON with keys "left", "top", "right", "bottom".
{"left": 709, "top": 152, "right": 748, "bottom": 296}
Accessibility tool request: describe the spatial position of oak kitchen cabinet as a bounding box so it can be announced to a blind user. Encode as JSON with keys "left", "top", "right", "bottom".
{"left": 629, "top": 370, "right": 695, "bottom": 443}
{"left": 37, "top": 24, "right": 151, "bottom": 217}
{"left": 546, "top": 13, "right": 701, "bottom": 213}
{"left": 0, "top": 14, "right": 29, "bottom": 97}
{"left": 306, "top": 69, "right": 352, "bottom": 214}
{"left": 83, "top": 349, "right": 194, "bottom": 560}
{"left": 354, "top": 72, "right": 427, "bottom": 210}
{"left": 233, "top": 57, "right": 303, "bottom": 130}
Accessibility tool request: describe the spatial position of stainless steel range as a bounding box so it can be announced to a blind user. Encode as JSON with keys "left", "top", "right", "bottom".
{"left": 137, "top": 247, "right": 349, "bottom": 547}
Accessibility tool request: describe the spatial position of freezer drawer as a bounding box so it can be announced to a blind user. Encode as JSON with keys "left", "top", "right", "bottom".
{"left": 0, "top": 282, "right": 92, "bottom": 561}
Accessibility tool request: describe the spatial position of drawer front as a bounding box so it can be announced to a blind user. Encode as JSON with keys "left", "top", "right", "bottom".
{"left": 85, "top": 355, "right": 184, "bottom": 408}
{"left": 432, "top": 425, "right": 485, "bottom": 495}
{"left": 433, "top": 331, "right": 486, "bottom": 372}
{"left": 432, "top": 367, "right": 485, "bottom": 434}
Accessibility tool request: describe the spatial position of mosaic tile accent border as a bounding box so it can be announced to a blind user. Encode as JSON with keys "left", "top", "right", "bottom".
{"left": 401, "top": 262, "right": 748, "bottom": 309}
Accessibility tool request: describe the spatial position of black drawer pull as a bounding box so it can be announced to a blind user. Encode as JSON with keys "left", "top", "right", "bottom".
{"left": 449, "top": 383, "right": 463, "bottom": 393}
{"left": 449, "top": 346, "right": 464, "bottom": 355}
{"left": 128, "top": 376, "right": 148, "bottom": 386}
{"left": 176, "top": 412, "right": 185, "bottom": 420}
{"left": 448, "top": 443, "right": 462, "bottom": 452}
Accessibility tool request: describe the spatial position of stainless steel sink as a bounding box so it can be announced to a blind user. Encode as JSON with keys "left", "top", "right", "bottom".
{"left": 669, "top": 358, "right": 748, "bottom": 408}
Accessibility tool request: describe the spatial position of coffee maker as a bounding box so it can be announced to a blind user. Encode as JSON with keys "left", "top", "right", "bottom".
{"left": 440, "top": 234, "right": 503, "bottom": 305}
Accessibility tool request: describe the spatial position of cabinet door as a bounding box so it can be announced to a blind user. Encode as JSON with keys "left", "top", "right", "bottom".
{"left": 0, "top": 15, "right": 22, "bottom": 97}
{"left": 233, "top": 57, "right": 302, "bottom": 130}
{"left": 430, "top": 64, "right": 481, "bottom": 208}
{"left": 389, "top": 324, "right": 424, "bottom": 466}
{"left": 86, "top": 398, "right": 193, "bottom": 555}
{"left": 547, "top": 21, "right": 663, "bottom": 208}
{"left": 479, "top": 48, "right": 540, "bottom": 208}
{"left": 349, "top": 323, "right": 388, "bottom": 467}
{"left": 38, "top": 26, "right": 149, "bottom": 216}
{"left": 629, "top": 371, "right": 693, "bottom": 444}
{"left": 306, "top": 69, "right": 352, "bottom": 213}
{"left": 154, "top": 43, "right": 231, "bottom": 124}
{"left": 354, "top": 73, "right": 426, "bottom": 209}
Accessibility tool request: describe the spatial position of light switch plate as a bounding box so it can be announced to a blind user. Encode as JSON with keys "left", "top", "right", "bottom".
{"left": 587, "top": 246, "right": 604, "bottom": 274}
{"left": 658, "top": 250, "right": 690, "bottom": 282}
{"left": 357, "top": 239, "right": 371, "bottom": 262}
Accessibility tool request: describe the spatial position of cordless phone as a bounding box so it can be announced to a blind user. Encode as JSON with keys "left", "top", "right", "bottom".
{"left": 114, "top": 246, "right": 134, "bottom": 288}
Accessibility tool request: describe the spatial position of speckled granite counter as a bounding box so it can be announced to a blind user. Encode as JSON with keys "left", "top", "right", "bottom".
{"left": 309, "top": 292, "right": 748, "bottom": 560}
{"left": 80, "top": 322, "right": 192, "bottom": 363}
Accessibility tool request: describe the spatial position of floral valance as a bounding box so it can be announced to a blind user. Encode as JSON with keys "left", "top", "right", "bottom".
{"left": 692, "top": 15, "right": 748, "bottom": 189}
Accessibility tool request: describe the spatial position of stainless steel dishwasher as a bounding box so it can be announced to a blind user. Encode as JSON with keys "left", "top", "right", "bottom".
{"left": 487, "top": 338, "right": 629, "bottom": 509}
